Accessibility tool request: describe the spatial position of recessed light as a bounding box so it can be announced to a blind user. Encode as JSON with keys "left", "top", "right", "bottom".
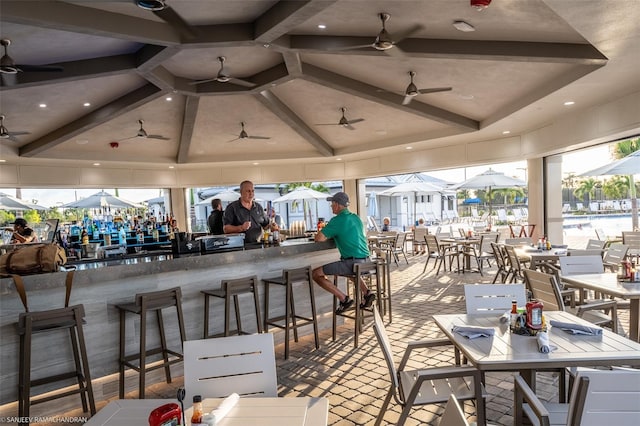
{"left": 76, "top": 139, "right": 89, "bottom": 145}
{"left": 453, "top": 20, "right": 475, "bottom": 32}
{"left": 317, "top": 24, "right": 326, "bottom": 29}
{"left": 253, "top": 162, "right": 259, "bottom": 165}
{"left": 263, "top": 43, "right": 270, "bottom": 48}
{"left": 457, "top": 94, "right": 474, "bottom": 100}
{"left": 165, "top": 97, "right": 172, "bottom": 101}
{"left": 39, "top": 103, "right": 47, "bottom": 108}
{"left": 564, "top": 101, "right": 575, "bottom": 106}
{"left": 406, "top": 146, "right": 413, "bottom": 150}
{"left": 0, "top": 159, "right": 6, "bottom": 163}
{"left": 336, "top": 158, "right": 342, "bottom": 161}
{"left": 135, "top": 0, "right": 167, "bottom": 11}
{"left": 83, "top": 102, "right": 91, "bottom": 107}
{"left": 168, "top": 166, "right": 174, "bottom": 169}
{"left": 93, "top": 163, "right": 100, "bottom": 166}
{"left": 502, "top": 130, "right": 511, "bottom": 135}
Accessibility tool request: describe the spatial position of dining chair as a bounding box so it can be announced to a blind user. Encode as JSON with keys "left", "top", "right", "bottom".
{"left": 463, "top": 232, "right": 500, "bottom": 276}
{"left": 602, "top": 243, "right": 629, "bottom": 272}
{"left": 558, "top": 255, "right": 604, "bottom": 304}
{"left": 372, "top": 307, "right": 486, "bottom": 426}
{"left": 523, "top": 269, "right": 617, "bottom": 333}
{"left": 183, "top": 334, "right": 278, "bottom": 404}
{"left": 389, "top": 231, "right": 409, "bottom": 265}
{"left": 622, "top": 231, "right": 640, "bottom": 263}
{"left": 490, "top": 242, "right": 510, "bottom": 283}
{"left": 584, "top": 239, "right": 606, "bottom": 251}
{"left": 423, "top": 234, "right": 459, "bottom": 275}
{"left": 514, "top": 368, "right": 640, "bottom": 426}
{"left": 504, "top": 245, "right": 526, "bottom": 283}
{"left": 413, "top": 226, "right": 428, "bottom": 254}
{"left": 504, "top": 237, "right": 533, "bottom": 246}
{"left": 464, "top": 283, "right": 526, "bottom": 315}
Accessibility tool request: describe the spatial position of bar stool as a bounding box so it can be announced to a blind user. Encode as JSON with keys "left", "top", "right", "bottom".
{"left": 17, "top": 304, "right": 96, "bottom": 419}
{"left": 332, "top": 260, "right": 381, "bottom": 348}
{"left": 371, "top": 247, "right": 393, "bottom": 322}
{"left": 202, "top": 275, "right": 262, "bottom": 338}
{"left": 263, "top": 266, "right": 320, "bottom": 359}
{"left": 116, "top": 287, "right": 186, "bottom": 399}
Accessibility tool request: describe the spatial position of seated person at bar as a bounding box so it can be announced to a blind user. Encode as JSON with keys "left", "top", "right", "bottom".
{"left": 207, "top": 198, "right": 224, "bottom": 235}
{"left": 11, "top": 218, "right": 37, "bottom": 244}
{"left": 223, "top": 180, "right": 278, "bottom": 243}
{"left": 312, "top": 192, "right": 375, "bottom": 313}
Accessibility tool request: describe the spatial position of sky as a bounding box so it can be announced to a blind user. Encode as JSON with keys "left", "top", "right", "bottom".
{"left": 1, "top": 143, "right": 621, "bottom": 208}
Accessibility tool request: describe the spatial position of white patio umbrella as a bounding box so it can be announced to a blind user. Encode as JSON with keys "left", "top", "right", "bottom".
{"left": 579, "top": 150, "right": 640, "bottom": 230}
{"left": 451, "top": 168, "right": 526, "bottom": 214}
{"left": 0, "top": 192, "right": 48, "bottom": 211}
{"left": 196, "top": 190, "right": 241, "bottom": 206}
{"left": 378, "top": 181, "right": 446, "bottom": 225}
{"left": 61, "top": 190, "right": 144, "bottom": 209}
{"left": 273, "top": 187, "right": 329, "bottom": 229}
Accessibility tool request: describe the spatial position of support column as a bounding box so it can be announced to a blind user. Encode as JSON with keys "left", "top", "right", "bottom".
{"left": 527, "top": 158, "right": 544, "bottom": 241}
{"left": 169, "top": 188, "right": 188, "bottom": 232}
{"left": 544, "top": 155, "right": 564, "bottom": 244}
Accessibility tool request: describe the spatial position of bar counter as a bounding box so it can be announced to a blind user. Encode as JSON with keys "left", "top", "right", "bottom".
{"left": 0, "top": 239, "right": 339, "bottom": 412}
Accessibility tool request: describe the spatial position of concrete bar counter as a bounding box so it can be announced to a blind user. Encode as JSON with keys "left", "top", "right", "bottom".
{"left": 0, "top": 239, "right": 338, "bottom": 415}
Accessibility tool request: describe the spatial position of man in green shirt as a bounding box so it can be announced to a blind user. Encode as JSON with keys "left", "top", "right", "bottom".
{"left": 313, "top": 192, "right": 375, "bottom": 313}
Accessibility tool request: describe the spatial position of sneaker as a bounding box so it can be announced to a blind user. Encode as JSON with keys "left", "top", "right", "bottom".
{"left": 335, "top": 296, "right": 354, "bottom": 314}
{"left": 361, "top": 292, "right": 376, "bottom": 309}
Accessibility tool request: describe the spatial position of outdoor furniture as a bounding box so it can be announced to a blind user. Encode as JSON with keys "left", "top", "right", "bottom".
{"left": 432, "top": 311, "right": 640, "bottom": 398}
{"left": 388, "top": 231, "right": 409, "bottom": 265}
{"left": 372, "top": 307, "right": 486, "bottom": 426}
{"left": 83, "top": 397, "right": 329, "bottom": 426}
{"left": 423, "top": 234, "right": 460, "bottom": 275}
{"left": 585, "top": 239, "right": 606, "bottom": 250}
{"left": 263, "top": 266, "right": 320, "bottom": 360}
{"left": 183, "top": 334, "right": 278, "bottom": 404}
{"left": 464, "top": 283, "right": 527, "bottom": 315}
{"left": 602, "top": 243, "right": 629, "bottom": 272}
{"left": 413, "top": 226, "right": 428, "bottom": 254}
{"left": 490, "top": 242, "right": 510, "bottom": 283}
{"left": 559, "top": 255, "right": 604, "bottom": 303}
{"left": 504, "top": 244, "right": 526, "bottom": 282}
{"left": 505, "top": 237, "right": 533, "bottom": 246}
{"left": 439, "top": 395, "right": 470, "bottom": 426}
{"left": 523, "top": 269, "right": 618, "bottom": 333}
{"left": 514, "top": 368, "right": 640, "bottom": 426}
{"left": 622, "top": 231, "right": 640, "bottom": 263}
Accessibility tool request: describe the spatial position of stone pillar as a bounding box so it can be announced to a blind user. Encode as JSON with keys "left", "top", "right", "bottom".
{"left": 169, "top": 187, "right": 188, "bottom": 232}
{"left": 544, "top": 155, "right": 564, "bottom": 244}
{"left": 527, "top": 157, "right": 544, "bottom": 241}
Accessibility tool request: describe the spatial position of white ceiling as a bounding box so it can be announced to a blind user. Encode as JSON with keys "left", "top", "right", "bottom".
{"left": 0, "top": 0, "right": 639, "bottom": 170}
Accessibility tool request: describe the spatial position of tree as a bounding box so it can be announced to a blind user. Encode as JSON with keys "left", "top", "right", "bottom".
{"left": 602, "top": 176, "right": 628, "bottom": 200}
{"left": 573, "top": 178, "right": 599, "bottom": 205}
{"left": 612, "top": 138, "right": 639, "bottom": 229}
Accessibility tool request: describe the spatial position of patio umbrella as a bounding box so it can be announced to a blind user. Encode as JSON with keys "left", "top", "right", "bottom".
{"left": 579, "top": 150, "right": 640, "bottom": 230}
{"left": 61, "top": 190, "right": 144, "bottom": 209}
{"left": 0, "top": 192, "right": 48, "bottom": 211}
{"left": 196, "top": 190, "right": 241, "bottom": 206}
{"left": 377, "top": 181, "right": 446, "bottom": 225}
{"left": 273, "top": 187, "right": 329, "bottom": 229}
{"left": 451, "top": 168, "right": 526, "bottom": 214}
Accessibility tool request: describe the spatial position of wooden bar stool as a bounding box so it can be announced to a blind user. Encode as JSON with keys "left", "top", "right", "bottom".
{"left": 332, "top": 260, "right": 381, "bottom": 348}
{"left": 202, "top": 275, "right": 262, "bottom": 338}
{"left": 116, "top": 287, "right": 186, "bottom": 399}
{"left": 18, "top": 304, "right": 96, "bottom": 420}
{"left": 263, "top": 266, "right": 320, "bottom": 359}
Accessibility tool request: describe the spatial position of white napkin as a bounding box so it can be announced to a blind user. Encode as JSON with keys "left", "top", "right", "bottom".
{"left": 536, "top": 331, "right": 557, "bottom": 353}
{"left": 499, "top": 311, "right": 510, "bottom": 323}
{"left": 452, "top": 325, "right": 495, "bottom": 339}
{"left": 203, "top": 393, "right": 240, "bottom": 425}
{"left": 549, "top": 320, "right": 602, "bottom": 336}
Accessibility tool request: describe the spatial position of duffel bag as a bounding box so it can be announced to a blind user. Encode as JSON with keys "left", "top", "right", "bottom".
{"left": 0, "top": 243, "right": 67, "bottom": 275}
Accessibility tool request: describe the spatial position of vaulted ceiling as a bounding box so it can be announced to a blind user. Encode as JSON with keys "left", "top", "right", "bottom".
{"left": 0, "top": 0, "right": 638, "bottom": 170}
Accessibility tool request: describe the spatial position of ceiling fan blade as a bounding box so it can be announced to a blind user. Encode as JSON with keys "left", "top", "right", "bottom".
{"left": 315, "top": 123, "right": 340, "bottom": 126}
{"left": 384, "top": 46, "right": 406, "bottom": 57}
{"left": 328, "top": 43, "right": 375, "bottom": 52}
{"left": 9, "top": 131, "right": 30, "bottom": 136}
{"left": 118, "top": 135, "right": 138, "bottom": 142}
{"left": 247, "top": 135, "right": 271, "bottom": 140}
{"left": 344, "top": 124, "right": 356, "bottom": 131}
{"left": 188, "top": 77, "right": 218, "bottom": 85}
{"left": 7, "top": 135, "right": 20, "bottom": 142}
{"left": 229, "top": 77, "right": 256, "bottom": 88}
{"left": 147, "top": 135, "right": 170, "bottom": 140}
{"left": 418, "top": 87, "right": 452, "bottom": 94}
{"left": 16, "top": 64, "right": 64, "bottom": 72}
{"left": 393, "top": 24, "right": 424, "bottom": 45}
{"left": 402, "top": 95, "right": 413, "bottom": 105}
{"left": 347, "top": 118, "right": 365, "bottom": 125}
{"left": 226, "top": 137, "right": 241, "bottom": 143}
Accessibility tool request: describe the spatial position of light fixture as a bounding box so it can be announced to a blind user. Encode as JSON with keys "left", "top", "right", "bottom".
{"left": 336, "top": 158, "right": 342, "bottom": 161}
{"left": 83, "top": 102, "right": 91, "bottom": 107}
{"left": 405, "top": 146, "right": 413, "bottom": 150}
{"left": 76, "top": 139, "right": 89, "bottom": 145}
{"left": 165, "top": 96, "right": 172, "bottom": 101}
{"left": 253, "top": 162, "right": 259, "bottom": 165}
{"left": 0, "top": 39, "right": 18, "bottom": 74}
{"left": 453, "top": 20, "right": 475, "bottom": 32}
{"left": 39, "top": 103, "right": 47, "bottom": 108}
{"left": 135, "top": 0, "right": 167, "bottom": 11}
{"left": 93, "top": 162, "right": 100, "bottom": 166}
{"left": 168, "top": 166, "right": 175, "bottom": 169}
{"left": 502, "top": 130, "right": 511, "bottom": 135}
{"left": 317, "top": 24, "right": 326, "bottom": 29}
{"left": 564, "top": 101, "right": 575, "bottom": 106}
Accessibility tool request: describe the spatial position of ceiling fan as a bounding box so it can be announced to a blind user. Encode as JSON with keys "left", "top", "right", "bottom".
{"left": 189, "top": 56, "right": 256, "bottom": 88}
{"left": 333, "top": 13, "right": 423, "bottom": 56}
{"left": 226, "top": 122, "right": 271, "bottom": 143}
{"left": 0, "top": 115, "right": 30, "bottom": 141}
{"left": 118, "top": 120, "right": 170, "bottom": 141}
{"left": 0, "top": 39, "right": 64, "bottom": 74}
{"left": 135, "top": 1, "right": 198, "bottom": 39}
{"left": 315, "top": 107, "right": 365, "bottom": 131}
{"left": 401, "top": 71, "right": 452, "bottom": 105}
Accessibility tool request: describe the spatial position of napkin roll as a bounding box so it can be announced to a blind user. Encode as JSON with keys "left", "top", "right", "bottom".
{"left": 202, "top": 393, "right": 240, "bottom": 426}
{"left": 537, "top": 331, "right": 550, "bottom": 353}
{"left": 549, "top": 320, "right": 603, "bottom": 335}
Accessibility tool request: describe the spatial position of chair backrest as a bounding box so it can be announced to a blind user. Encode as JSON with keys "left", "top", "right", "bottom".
{"left": 439, "top": 394, "right": 469, "bottom": 426}
{"left": 183, "top": 334, "right": 278, "bottom": 403}
{"left": 491, "top": 242, "right": 507, "bottom": 269}
{"left": 603, "top": 243, "right": 629, "bottom": 265}
{"left": 496, "top": 209, "right": 508, "bottom": 221}
{"left": 523, "top": 269, "right": 564, "bottom": 311}
{"left": 464, "top": 284, "right": 526, "bottom": 314}
{"left": 425, "top": 233, "right": 441, "bottom": 255}
{"left": 567, "top": 249, "right": 603, "bottom": 257}
{"left": 504, "top": 244, "right": 523, "bottom": 271}
{"left": 585, "top": 239, "right": 606, "bottom": 250}
{"left": 480, "top": 232, "right": 500, "bottom": 253}
{"left": 622, "top": 231, "right": 640, "bottom": 249}
{"left": 559, "top": 255, "right": 604, "bottom": 275}
{"left": 568, "top": 368, "right": 640, "bottom": 426}
{"left": 594, "top": 228, "right": 606, "bottom": 241}
{"left": 372, "top": 307, "right": 401, "bottom": 402}
{"left": 394, "top": 231, "right": 407, "bottom": 249}
{"left": 414, "top": 226, "right": 428, "bottom": 243}
{"left": 458, "top": 227, "right": 467, "bottom": 238}
{"left": 505, "top": 238, "right": 532, "bottom": 246}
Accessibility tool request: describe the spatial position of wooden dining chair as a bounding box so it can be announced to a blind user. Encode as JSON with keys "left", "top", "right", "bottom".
{"left": 372, "top": 307, "right": 486, "bottom": 426}
{"left": 514, "top": 368, "right": 640, "bottom": 426}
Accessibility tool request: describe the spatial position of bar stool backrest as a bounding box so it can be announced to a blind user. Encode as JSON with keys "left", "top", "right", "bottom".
{"left": 183, "top": 334, "right": 277, "bottom": 404}
{"left": 135, "top": 287, "right": 182, "bottom": 310}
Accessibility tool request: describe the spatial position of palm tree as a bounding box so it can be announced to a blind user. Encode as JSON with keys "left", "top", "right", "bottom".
{"left": 573, "top": 178, "right": 599, "bottom": 206}
{"left": 612, "top": 138, "right": 639, "bottom": 229}
{"left": 602, "top": 176, "right": 628, "bottom": 201}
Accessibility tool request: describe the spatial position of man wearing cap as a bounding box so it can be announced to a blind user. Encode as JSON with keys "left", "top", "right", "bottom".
{"left": 11, "top": 218, "right": 37, "bottom": 244}
{"left": 312, "top": 191, "right": 375, "bottom": 314}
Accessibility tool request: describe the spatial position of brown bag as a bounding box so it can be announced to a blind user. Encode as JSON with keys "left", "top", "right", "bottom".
{"left": 0, "top": 243, "right": 67, "bottom": 275}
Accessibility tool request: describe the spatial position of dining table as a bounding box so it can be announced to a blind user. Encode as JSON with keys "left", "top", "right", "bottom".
{"left": 560, "top": 273, "right": 640, "bottom": 342}
{"left": 83, "top": 396, "right": 329, "bottom": 426}
{"left": 433, "top": 311, "right": 640, "bottom": 396}
{"left": 440, "top": 237, "right": 481, "bottom": 273}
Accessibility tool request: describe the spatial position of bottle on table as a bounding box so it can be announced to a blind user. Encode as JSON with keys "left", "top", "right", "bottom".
{"left": 81, "top": 227, "right": 89, "bottom": 245}
{"left": 510, "top": 299, "right": 518, "bottom": 331}
{"left": 191, "top": 395, "right": 203, "bottom": 424}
